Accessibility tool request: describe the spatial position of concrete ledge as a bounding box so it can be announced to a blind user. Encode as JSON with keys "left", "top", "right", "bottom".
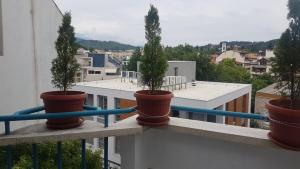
{"left": 165, "top": 117, "right": 278, "bottom": 149}
{"left": 0, "top": 115, "right": 278, "bottom": 149}
{"left": 0, "top": 119, "right": 143, "bottom": 146}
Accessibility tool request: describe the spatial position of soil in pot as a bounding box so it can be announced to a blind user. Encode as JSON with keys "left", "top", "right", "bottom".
{"left": 134, "top": 90, "right": 173, "bottom": 127}
{"left": 266, "top": 99, "right": 300, "bottom": 151}
{"left": 40, "top": 91, "right": 87, "bottom": 129}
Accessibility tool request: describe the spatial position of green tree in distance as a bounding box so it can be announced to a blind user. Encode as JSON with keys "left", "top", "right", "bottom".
{"left": 51, "top": 12, "right": 80, "bottom": 93}
{"left": 126, "top": 48, "right": 142, "bottom": 71}
{"left": 215, "top": 59, "right": 251, "bottom": 84}
{"left": 140, "top": 5, "right": 168, "bottom": 94}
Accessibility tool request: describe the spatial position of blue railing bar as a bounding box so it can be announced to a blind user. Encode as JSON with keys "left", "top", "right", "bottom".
{"left": 81, "top": 139, "right": 86, "bottom": 169}
{"left": 171, "top": 105, "right": 269, "bottom": 121}
{"left": 14, "top": 106, "right": 44, "bottom": 116}
{"left": 104, "top": 113, "right": 109, "bottom": 169}
{"left": 83, "top": 105, "right": 98, "bottom": 110}
{"left": 4, "top": 121, "right": 12, "bottom": 169}
{"left": 12, "top": 105, "right": 99, "bottom": 116}
{"left": 57, "top": 142, "right": 62, "bottom": 169}
{"left": 6, "top": 146, "right": 12, "bottom": 169}
{"left": 32, "top": 144, "right": 38, "bottom": 169}
{"left": 0, "top": 107, "right": 136, "bottom": 122}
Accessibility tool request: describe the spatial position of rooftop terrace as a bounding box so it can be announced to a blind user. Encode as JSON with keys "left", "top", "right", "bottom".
{"left": 76, "top": 79, "right": 250, "bottom": 102}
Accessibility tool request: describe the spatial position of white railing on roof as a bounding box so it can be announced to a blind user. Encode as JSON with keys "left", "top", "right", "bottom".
{"left": 120, "top": 71, "right": 187, "bottom": 91}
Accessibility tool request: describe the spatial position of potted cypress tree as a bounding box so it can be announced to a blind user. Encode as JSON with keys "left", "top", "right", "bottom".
{"left": 266, "top": 0, "right": 300, "bottom": 150}
{"left": 40, "top": 12, "right": 87, "bottom": 129}
{"left": 134, "top": 5, "right": 173, "bottom": 126}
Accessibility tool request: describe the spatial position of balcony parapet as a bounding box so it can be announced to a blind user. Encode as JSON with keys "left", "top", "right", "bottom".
{"left": 166, "top": 116, "right": 275, "bottom": 148}
{"left": 0, "top": 118, "right": 142, "bottom": 146}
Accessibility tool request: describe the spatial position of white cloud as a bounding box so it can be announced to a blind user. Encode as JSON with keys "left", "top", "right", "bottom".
{"left": 54, "top": 0, "right": 289, "bottom": 46}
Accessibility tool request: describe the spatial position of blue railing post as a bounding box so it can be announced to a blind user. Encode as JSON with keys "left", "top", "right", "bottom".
{"left": 81, "top": 139, "right": 86, "bottom": 169}
{"left": 5, "top": 121, "right": 12, "bottom": 169}
{"left": 32, "top": 144, "right": 38, "bottom": 169}
{"left": 57, "top": 142, "right": 62, "bottom": 169}
{"left": 104, "top": 113, "right": 109, "bottom": 169}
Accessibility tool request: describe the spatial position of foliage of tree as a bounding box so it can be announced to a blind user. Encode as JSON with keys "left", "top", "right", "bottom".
{"left": 140, "top": 5, "right": 168, "bottom": 93}
{"left": 51, "top": 12, "right": 80, "bottom": 92}
{"left": 164, "top": 44, "right": 217, "bottom": 81}
{"left": 126, "top": 48, "right": 142, "bottom": 71}
{"left": 215, "top": 59, "right": 251, "bottom": 84}
{"left": 250, "top": 119, "right": 260, "bottom": 128}
{"left": 251, "top": 73, "right": 274, "bottom": 112}
{"left": 272, "top": 0, "right": 300, "bottom": 108}
{"left": 0, "top": 141, "right": 102, "bottom": 169}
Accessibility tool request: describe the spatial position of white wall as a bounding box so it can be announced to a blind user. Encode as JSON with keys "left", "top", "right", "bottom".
{"left": 216, "top": 50, "right": 245, "bottom": 64}
{"left": 0, "top": 0, "right": 62, "bottom": 115}
{"left": 165, "top": 61, "right": 196, "bottom": 82}
{"left": 121, "top": 128, "right": 300, "bottom": 169}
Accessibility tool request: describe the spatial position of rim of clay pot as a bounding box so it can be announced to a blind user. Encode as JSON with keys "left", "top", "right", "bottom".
{"left": 266, "top": 99, "right": 300, "bottom": 118}
{"left": 40, "top": 91, "right": 87, "bottom": 101}
{"left": 134, "top": 90, "right": 173, "bottom": 100}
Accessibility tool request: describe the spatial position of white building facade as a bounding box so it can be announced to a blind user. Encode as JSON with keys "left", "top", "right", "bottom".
{"left": 0, "top": 0, "right": 62, "bottom": 116}
{"left": 74, "top": 79, "right": 252, "bottom": 167}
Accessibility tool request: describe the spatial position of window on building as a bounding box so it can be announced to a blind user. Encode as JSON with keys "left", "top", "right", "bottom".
{"left": 88, "top": 70, "right": 94, "bottom": 74}
{"left": 207, "top": 115, "right": 216, "bottom": 122}
{"left": 95, "top": 71, "right": 101, "bottom": 74}
{"left": 97, "top": 95, "right": 107, "bottom": 110}
{"left": 188, "top": 112, "right": 193, "bottom": 119}
{"left": 85, "top": 94, "right": 94, "bottom": 106}
{"left": 171, "top": 110, "right": 180, "bottom": 118}
{"left": 115, "top": 136, "right": 121, "bottom": 154}
{"left": 174, "top": 67, "right": 178, "bottom": 76}
{"left": 84, "top": 94, "right": 94, "bottom": 121}
{"left": 0, "top": 0, "right": 3, "bottom": 56}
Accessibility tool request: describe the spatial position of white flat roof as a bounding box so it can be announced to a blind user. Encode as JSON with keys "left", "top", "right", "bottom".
{"left": 76, "top": 78, "right": 250, "bottom": 102}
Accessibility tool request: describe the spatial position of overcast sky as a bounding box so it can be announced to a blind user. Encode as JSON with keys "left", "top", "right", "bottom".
{"left": 54, "top": 0, "right": 289, "bottom": 46}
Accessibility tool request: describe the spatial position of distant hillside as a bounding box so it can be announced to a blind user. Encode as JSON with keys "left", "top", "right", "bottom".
{"left": 76, "top": 38, "right": 137, "bottom": 51}
{"left": 199, "top": 39, "right": 279, "bottom": 54}
{"left": 222, "top": 39, "right": 278, "bottom": 52}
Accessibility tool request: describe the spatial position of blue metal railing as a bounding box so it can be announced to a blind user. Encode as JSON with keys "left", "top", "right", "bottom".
{"left": 0, "top": 105, "right": 268, "bottom": 169}
{"left": 171, "top": 105, "right": 269, "bottom": 121}
{"left": 0, "top": 105, "right": 136, "bottom": 169}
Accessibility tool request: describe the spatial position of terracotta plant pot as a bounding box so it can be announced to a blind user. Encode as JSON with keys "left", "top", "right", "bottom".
{"left": 266, "top": 99, "right": 300, "bottom": 151}
{"left": 134, "top": 90, "right": 173, "bottom": 126}
{"left": 40, "top": 91, "right": 87, "bottom": 129}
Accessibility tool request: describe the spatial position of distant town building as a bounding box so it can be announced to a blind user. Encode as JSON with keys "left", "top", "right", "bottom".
{"left": 216, "top": 50, "right": 245, "bottom": 65}
{"left": 221, "top": 42, "right": 227, "bottom": 53}
{"left": 215, "top": 43, "right": 275, "bottom": 75}
{"left": 165, "top": 61, "right": 196, "bottom": 82}
{"left": 137, "top": 61, "right": 196, "bottom": 83}
{"left": 75, "top": 49, "right": 124, "bottom": 82}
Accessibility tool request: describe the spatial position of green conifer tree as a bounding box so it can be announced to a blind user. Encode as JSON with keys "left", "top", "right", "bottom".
{"left": 51, "top": 12, "right": 80, "bottom": 93}
{"left": 140, "top": 5, "right": 168, "bottom": 94}
{"left": 272, "top": 0, "right": 300, "bottom": 107}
